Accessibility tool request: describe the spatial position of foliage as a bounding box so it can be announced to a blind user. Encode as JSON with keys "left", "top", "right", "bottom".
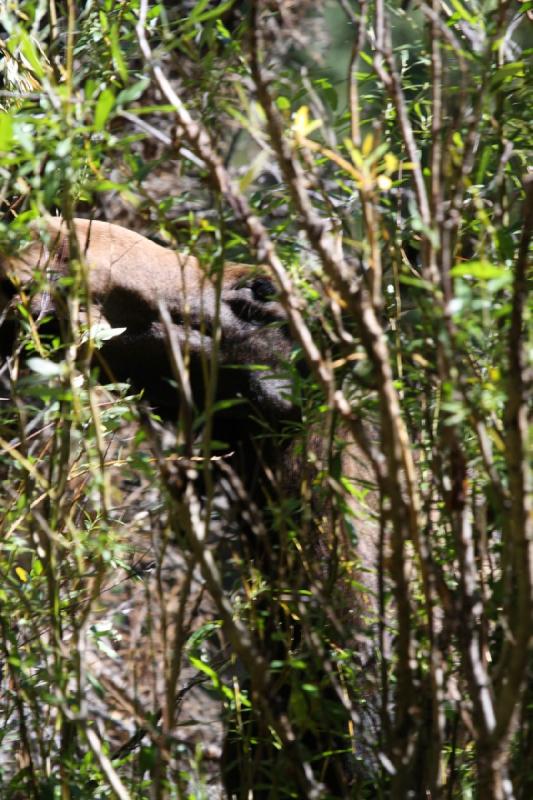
{"left": 0, "top": 1, "right": 531, "bottom": 799}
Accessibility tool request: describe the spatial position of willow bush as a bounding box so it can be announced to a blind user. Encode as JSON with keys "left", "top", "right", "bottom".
{"left": 0, "top": 1, "right": 531, "bottom": 799}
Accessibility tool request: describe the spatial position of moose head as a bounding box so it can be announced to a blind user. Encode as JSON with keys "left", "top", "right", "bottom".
{"left": 0, "top": 217, "right": 297, "bottom": 431}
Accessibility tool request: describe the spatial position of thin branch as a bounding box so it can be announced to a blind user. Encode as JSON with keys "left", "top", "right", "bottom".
{"left": 117, "top": 110, "right": 206, "bottom": 167}
{"left": 373, "top": 2, "right": 432, "bottom": 232}
{"left": 85, "top": 727, "right": 132, "bottom": 800}
{"left": 345, "top": 0, "right": 367, "bottom": 148}
{"left": 429, "top": 0, "right": 444, "bottom": 266}
{"left": 493, "top": 173, "right": 533, "bottom": 737}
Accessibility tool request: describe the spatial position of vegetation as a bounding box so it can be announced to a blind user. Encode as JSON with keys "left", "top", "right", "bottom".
{"left": 0, "top": 1, "right": 531, "bottom": 798}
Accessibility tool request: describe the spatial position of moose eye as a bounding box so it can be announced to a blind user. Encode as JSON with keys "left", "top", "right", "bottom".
{"left": 250, "top": 277, "right": 276, "bottom": 303}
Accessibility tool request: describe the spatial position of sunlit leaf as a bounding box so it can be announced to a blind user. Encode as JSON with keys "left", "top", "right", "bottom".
{"left": 0, "top": 113, "right": 13, "bottom": 152}
{"left": 94, "top": 88, "right": 115, "bottom": 132}
{"left": 292, "top": 105, "right": 322, "bottom": 138}
{"left": 15, "top": 566, "right": 28, "bottom": 582}
{"left": 110, "top": 23, "right": 128, "bottom": 82}
{"left": 384, "top": 152, "right": 399, "bottom": 173}
{"left": 451, "top": 261, "right": 508, "bottom": 280}
{"left": 26, "top": 357, "right": 65, "bottom": 377}
{"left": 362, "top": 133, "right": 374, "bottom": 157}
{"left": 17, "top": 31, "right": 45, "bottom": 79}
{"left": 116, "top": 78, "right": 151, "bottom": 107}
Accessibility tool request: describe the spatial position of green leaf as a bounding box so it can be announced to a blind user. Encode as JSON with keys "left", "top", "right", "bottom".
{"left": 84, "top": 78, "right": 97, "bottom": 99}
{"left": 451, "top": 261, "right": 507, "bottom": 280}
{"left": 186, "top": 620, "right": 222, "bottom": 651}
{"left": 92, "top": 179, "right": 125, "bottom": 191}
{"left": 216, "top": 18, "right": 232, "bottom": 40}
{"left": 17, "top": 31, "right": 45, "bottom": 79}
{"left": 110, "top": 23, "right": 128, "bottom": 83}
{"left": 239, "top": 149, "right": 269, "bottom": 192}
{"left": 365, "top": 142, "right": 390, "bottom": 167}
{"left": 94, "top": 88, "right": 115, "bottom": 132}
{"left": 116, "top": 78, "right": 150, "bottom": 107}
{"left": 187, "top": 0, "right": 236, "bottom": 25}
{"left": 0, "top": 113, "right": 13, "bottom": 152}
{"left": 491, "top": 61, "right": 525, "bottom": 88}
{"left": 188, "top": 0, "right": 211, "bottom": 20}
{"left": 399, "top": 274, "right": 434, "bottom": 291}
{"left": 276, "top": 96, "right": 291, "bottom": 111}
{"left": 475, "top": 146, "right": 492, "bottom": 184}
{"left": 32, "top": 559, "right": 43, "bottom": 576}
{"left": 125, "top": 104, "right": 175, "bottom": 115}
{"left": 449, "top": 0, "right": 478, "bottom": 24}
{"left": 189, "top": 654, "right": 234, "bottom": 701}
{"left": 99, "top": 9, "right": 109, "bottom": 33}
{"left": 189, "top": 655, "right": 221, "bottom": 689}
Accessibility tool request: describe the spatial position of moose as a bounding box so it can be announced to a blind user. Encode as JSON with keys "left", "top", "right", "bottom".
{"left": 0, "top": 217, "right": 375, "bottom": 798}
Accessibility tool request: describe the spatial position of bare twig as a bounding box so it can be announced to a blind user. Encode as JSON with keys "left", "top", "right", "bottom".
{"left": 117, "top": 110, "right": 205, "bottom": 167}
{"left": 345, "top": 0, "right": 367, "bottom": 148}
{"left": 86, "top": 727, "right": 132, "bottom": 800}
